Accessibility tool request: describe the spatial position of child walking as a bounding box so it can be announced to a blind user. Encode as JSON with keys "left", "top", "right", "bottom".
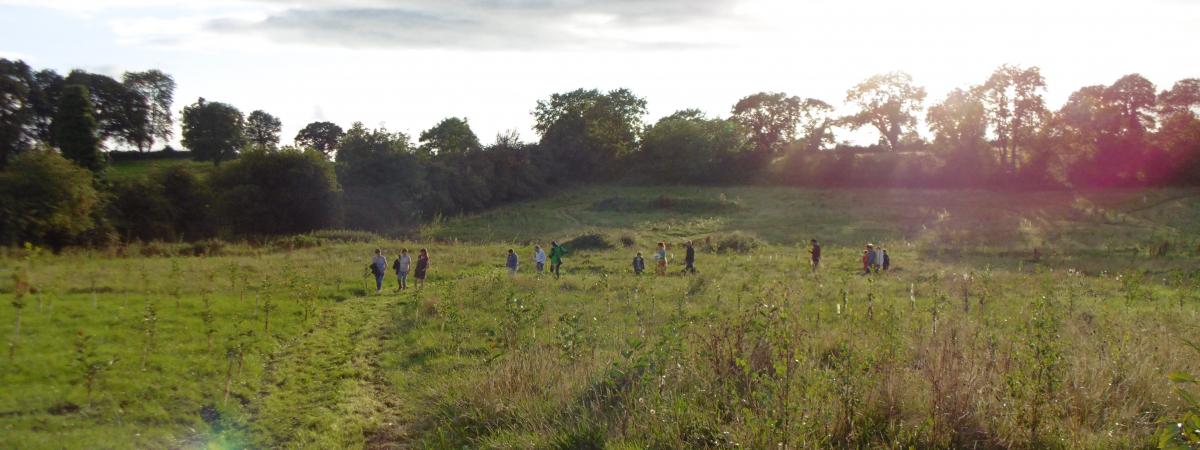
{"left": 655, "top": 242, "right": 668, "bottom": 276}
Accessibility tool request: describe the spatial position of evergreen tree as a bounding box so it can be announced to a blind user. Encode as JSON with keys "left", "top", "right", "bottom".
{"left": 52, "top": 85, "right": 104, "bottom": 172}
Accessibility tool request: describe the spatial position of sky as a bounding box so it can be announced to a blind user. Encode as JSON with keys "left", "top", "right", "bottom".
{"left": 1, "top": 0, "right": 1198, "bottom": 149}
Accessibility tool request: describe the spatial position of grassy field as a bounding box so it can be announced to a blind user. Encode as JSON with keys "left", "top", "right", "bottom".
{"left": 2, "top": 186, "right": 1199, "bottom": 449}
{"left": 105, "top": 158, "right": 214, "bottom": 182}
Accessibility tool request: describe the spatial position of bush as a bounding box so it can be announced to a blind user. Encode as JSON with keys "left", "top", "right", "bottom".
{"left": 0, "top": 149, "right": 100, "bottom": 248}
{"left": 713, "top": 231, "right": 761, "bottom": 253}
{"left": 210, "top": 148, "right": 340, "bottom": 236}
{"left": 109, "top": 165, "right": 213, "bottom": 242}
{"left": 563, "top": 233, "right": 613, "bottom": 251}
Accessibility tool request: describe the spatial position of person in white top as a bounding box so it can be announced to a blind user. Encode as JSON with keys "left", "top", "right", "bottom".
{"left": 394, "top": 248, "right": 411, "bottom": 291}
{"left": 534, "top": 245, "right": 547, "bottom": 273}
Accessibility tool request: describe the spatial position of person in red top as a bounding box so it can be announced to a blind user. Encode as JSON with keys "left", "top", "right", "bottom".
{"left": 861, "top": 248, "right": 871, "bottom": 275}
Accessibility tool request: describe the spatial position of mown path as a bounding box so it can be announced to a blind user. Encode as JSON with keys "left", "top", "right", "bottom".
{"left": 246, "top": 290, "right": 410, "bottom": 448}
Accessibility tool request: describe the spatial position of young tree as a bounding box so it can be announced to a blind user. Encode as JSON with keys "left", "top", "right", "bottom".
{"left": 533, "top": 88, "right": 647, "bottom": 180}
{"left": 419, "top": 117, "right": 481, "bottom": 155}
{"left": 52, "top": 85, "right": 104, "bottom": 173}
{"left": 977, "top": 65, "right": 1049, "bottom": 175}
{"left": 122, "top": 70, "right": 175, "bottom": 150}
{"left": 844, "top": 71, "right": 927, "bottom": 151}
{"left": 245, "top": 110, "right": 282, "bottom": 148}
{"left": 181, "top": 98, "right": 244, "bottom": 166}
{"left": 294, "top": 121, "right": 344, "bottom": 157}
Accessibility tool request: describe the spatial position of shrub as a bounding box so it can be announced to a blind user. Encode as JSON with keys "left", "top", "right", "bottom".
{"left": 563, "top": 233, "right": 612, "bottom": 251}
{"left": 713, "top": 231, "right": 761, "bottom": 253}
{"left": 210, "top": 148, "right": 340, "bottom": 236}
{"left": 0, "top": 149, "right": 100, "bottom": 248}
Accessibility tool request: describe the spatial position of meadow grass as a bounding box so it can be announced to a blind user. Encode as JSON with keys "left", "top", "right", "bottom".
{"left": 2, "top": 186, "right": 1199, "bottom": 449}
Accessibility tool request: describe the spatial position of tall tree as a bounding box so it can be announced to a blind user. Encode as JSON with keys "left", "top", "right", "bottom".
{"left": 731, "top": 92, "right": 802, "bottom": 155}
{"left": 30, "top": 69, "right": 64, "bottom": 144}
{"left": 843, "top": 71, "right": 927, "bottom": 151}
{"left": 1102, "top": 74, "right": 1157, "bottom": 146}
{"left": 245, "top": 110, "right": 282, "bottom": 148}
{"left": 64, "top": 70, "right": 150, "bottom": 150}
{"left": 977, "top": 65, "right": 1049, "bottom": 175}
{"left": 294, "top": 121, "right": 344, "bottom": 157}
{"left": 181, "top": 98, "right": 244, "bottom": 166}
{"left": 52, "top": 85, "right": 104, "bottom": 173}
{"left": 0, "top": 59, "right": 35, "bottom": 167}
{"left": 640, "top": 109, "right": 750, "bottom": 183}
{"left": 419, "top": 117, "right": 481, "bottom": 155}
{"left": 927, "top": 88, "right": 991, "bottom": 183}
{"left": 122, "top": 70, "right": 175, "bottom": 150}
{"left": 533, "top": 88, "right": 646, "bottom": 180}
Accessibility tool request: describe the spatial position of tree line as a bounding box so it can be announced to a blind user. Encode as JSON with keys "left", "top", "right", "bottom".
{"left": 1, "top": 58, "right": 1199, "bottom": 247}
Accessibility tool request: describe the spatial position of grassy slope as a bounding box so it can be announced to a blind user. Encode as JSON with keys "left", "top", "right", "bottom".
{"left": 1, "top": 185, "right": 1199, "bottom": 449}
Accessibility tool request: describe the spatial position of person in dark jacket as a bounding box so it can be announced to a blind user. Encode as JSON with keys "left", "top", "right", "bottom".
{"left": 369, "top": 248, "right": 387, "bottom": 293}
{"left": 683, "top": 240, "right": 697, "bottom": 274}
{"left": 632, "top": 252, "right": 646, "bottom": 275}
{"left": 882, "top": 249, "right": 890, "bottom": 271}
{"left": 414, "top": 248, "right": 430, "bottom": 288}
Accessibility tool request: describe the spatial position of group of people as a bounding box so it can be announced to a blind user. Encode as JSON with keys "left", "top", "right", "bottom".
{"left": 861, "top": 243, "right": 890, "bottom": 274}
{"left": 369, "top": 248, "right": 430, "bottom": 293}
{"left": 507, "top": 241, "right": 567, "bottom": 278}
{"left": 632, "top": 240, "right": 698, "bottom": 276}
{"left": 367, "top": 238, "right": 888, "bottom": 293}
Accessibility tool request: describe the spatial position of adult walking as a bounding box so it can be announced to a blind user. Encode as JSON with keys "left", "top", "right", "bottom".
{"left": 809, "top": 239, "right": 821, "bottom": 272}
{"left": 683, "top": 240, "right": 697, "bottom": 274}
{"left": 549, "top": 241, "right": 566, "bottom": 279}
{"left": 506, "top": 249, "right": 519, "bottom": 275}
{"left": 655, "top": 242, "right": 668, "bottom": 276}
{"left": 414, "top": 248, "right": 430, "bottom": 288}
{"left": 534, "top": 245, "right": 546, "bottom": 273}
{"left": 394, "top": 248, "right": 411, "bottom": 291}
{"left": 369, "top": 248, "right": 387, "bottom": 293}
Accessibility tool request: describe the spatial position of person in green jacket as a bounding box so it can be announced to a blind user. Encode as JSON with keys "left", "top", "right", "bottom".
{"left": 549, "top": 241, "right": 566, "bottom": 279}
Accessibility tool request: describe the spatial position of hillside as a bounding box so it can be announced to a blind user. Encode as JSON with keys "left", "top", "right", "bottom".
{"left": 2, "top": 186, "right": 1199, "bottom": 449}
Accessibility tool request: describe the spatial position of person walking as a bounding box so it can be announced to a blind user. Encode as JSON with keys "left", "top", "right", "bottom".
{"left": 683, "top": 240, "right": 697, "bottom": 274}
{"left": 632, "top": 251, "right": 646, "bottom": 275}
{"left": 370, "top": 248, "right": 387, "bottom": 293}
{"left": 506, "top": 248, "right": 519, "bottom": 275}
{"left": 809, "top": 239, "right": 821, "bottom": 272}
{"left": 882, "top": 249, "right": 890, "bottom": 272}
{"left": 414, "top": 248, "right": 429, "bottom": 288}
{"left": 549, "top": 241, "right": 566, "bottom": 279}
{"left": 861, "top": 247, "right": 871, "bottom": 275}
{"left": 534, "top": 245, "right": 546, "bottom": 274}
{"left": 394, "top": 248, "right": 411, "bottom": 291}
{"left": 655, "top": 242, "right": 668, "bottom": 276}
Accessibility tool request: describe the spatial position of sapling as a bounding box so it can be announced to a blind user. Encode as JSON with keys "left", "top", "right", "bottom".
{"left": 140, "top": 297, "right": 159, "bottom": 371}
{"left": 74, "top": 330, "right": 117, "bottom": 405}
{"left": 169, "top": 259, "right": 182, "bottom": 309}
{"left": 260, "top": 279, "right": 275, "bottom": 334}
{"left": 201, "top": 290, "right": 216, "bottom": 352}
{"left": 11, "top": 264, "right": 29, "bottom": 338}
{"left": 223, "top": 326, "right": 255, "bottom": 404}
